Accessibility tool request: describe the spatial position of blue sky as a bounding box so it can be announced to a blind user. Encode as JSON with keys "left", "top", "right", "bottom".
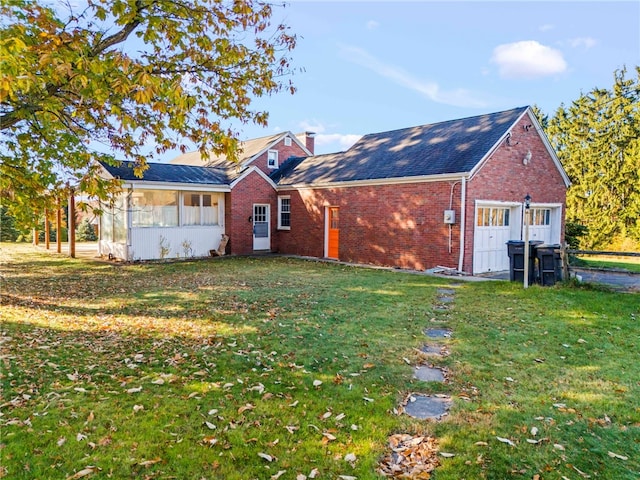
{"left": 219, "top": 0, "right": 639, "bottom": 157}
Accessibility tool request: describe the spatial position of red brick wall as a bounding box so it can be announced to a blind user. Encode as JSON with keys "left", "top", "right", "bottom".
{"left": 226, "top": 170, "right": 278, "bottom": 254}
{"left": 251, "top": 137, "right": 309, "bottom": 176}
{"left": 276, "top": 182, "right": 462, "bottom": 271}
{"left": 462, "top": 112, "right": 567, "bottom": 272}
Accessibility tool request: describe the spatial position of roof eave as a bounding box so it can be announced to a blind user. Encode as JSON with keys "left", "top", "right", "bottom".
{"left": 276, "top": 172, "right": 468, "bottom": 190}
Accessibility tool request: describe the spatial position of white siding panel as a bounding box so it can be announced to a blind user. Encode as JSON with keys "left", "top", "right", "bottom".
{"left": 130, "top": 226, "right": 225, "bottom": 260}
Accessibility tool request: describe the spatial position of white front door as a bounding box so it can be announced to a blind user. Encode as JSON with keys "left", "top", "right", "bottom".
{"left": 473, "top": 205, "right": 515, "bottom": 274}
{"left": 252, "top": 204, "right": 270, "bottom": 251}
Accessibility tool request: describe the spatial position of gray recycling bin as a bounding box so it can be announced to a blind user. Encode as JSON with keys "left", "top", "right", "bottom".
{"left": 535, "top": 244, "right": 563, "bottom": 286}
{"left": 506, "top": 240, "right": 542, "bottom": 283}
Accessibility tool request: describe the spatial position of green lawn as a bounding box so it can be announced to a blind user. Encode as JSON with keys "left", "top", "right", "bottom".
{"left": 1, "top": 244, "right": 638, "bottom": 479}
{"left": 571, "top": 255, "right": 640, "bottom": 273}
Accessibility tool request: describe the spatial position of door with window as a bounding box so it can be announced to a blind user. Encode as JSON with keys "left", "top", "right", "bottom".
{"left": 252, "top": 204, "right": 270, "bottom": 250}
{"left": 326, "top": 207, "right": 339, "bottom": 259}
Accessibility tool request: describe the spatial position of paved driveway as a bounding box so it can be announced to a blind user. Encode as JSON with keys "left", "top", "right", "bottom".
{"left": 571, "top": 268, "right": 640, "bottom": 293}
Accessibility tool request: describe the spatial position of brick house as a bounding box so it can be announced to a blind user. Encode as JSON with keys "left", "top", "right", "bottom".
{"left": 99, "top": 106, "right": 570, "bottom": 274}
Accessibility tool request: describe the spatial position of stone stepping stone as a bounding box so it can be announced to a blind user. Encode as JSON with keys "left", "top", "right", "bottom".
{"left": 437, "top": 288, "right": 456, "bottom": 296}
{"left": 424, "top": 328, "right": 451, "bottom": 338}
{"left": 437, "top": 295, "right": 455, "bottom": 303}
{"left": 420, "top": 344, "right": 446, "bottom": 356}
{"left": 403, "top": 394, "right": 451, "bottom": 420}
{"left": 414, "top": 366, "right": 445, "bottom": 382}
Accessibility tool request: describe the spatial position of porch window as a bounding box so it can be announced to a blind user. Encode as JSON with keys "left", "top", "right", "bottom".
{"left": 183, "top": 192, "right": 218, "bottom": 226}
{"left": 100, "top": 194, "right": 126, "bottom": 241}
{"left": 267, "top": 150, "right": 278, "bottom": 169}
{"left": 278, "top": 196, "right": 291, "bottom": 229}
{"left": 131, "top": 190, "right": 178, "bottom": 227}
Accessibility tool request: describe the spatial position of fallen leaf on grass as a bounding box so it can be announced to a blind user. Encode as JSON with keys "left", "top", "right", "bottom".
{"left": 271, "top": 470, "right": 287, "bottom": 479}
{"left": 126, "top": 386, "right": 142, "bottom": 394}
{"left": 439, "top": 452, "right": 455, "bottom": 458}
{"left": 553, "top": 443, "right": 565, "bottom": 451}
{"left": 608, "top": 451, "right": 628, "bottom": 460}
{"left": 57, "top": 437, "right": 66, "bottom": 446}
{"left": 258, "top": 452, "right": 274, "bottom": 462}
{"left": 238, "top": 403, "right": 255, "bottom": 414}
{"left": 338, "top": 476, "right": 357, "bottom": 480}
{"left": 313, "top": 380, "right": 322, "bottom": 387}
{"left": 201, "top": 436, "right": 218, "bottom": 446}
{"left": 133, "top": 405, "right": 144, "bottom": 413}
{"left": 66, "top": 466, "right": 97, "bottom": 479}
{"left": 474, "top": 441, "right": 488, "bottom": 446}
{"left": 204, "top": 421, "right": 216, "bottom": 430}
{"left": 496, "top": 437, "right": 516, "bottom": 447}
{"left": 378, "top": 434, "right": 439, "bottom": 478}
{"left": 322, "top": 432, "right": 337, "bottom": 441}
{"left": 138, "top": 458, "right": 161, "bottom": 467}
{"left": 344, "top": 453, "right": 357, "bottom": 463}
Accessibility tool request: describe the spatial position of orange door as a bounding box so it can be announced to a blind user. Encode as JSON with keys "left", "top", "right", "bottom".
{"left": 327, "top": 207, "right": 339, "bottom": 259}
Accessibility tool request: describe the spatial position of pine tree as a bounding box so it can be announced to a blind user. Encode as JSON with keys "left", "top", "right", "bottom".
{"left": 546, "top": 67, "right": 640, "bottom": 250}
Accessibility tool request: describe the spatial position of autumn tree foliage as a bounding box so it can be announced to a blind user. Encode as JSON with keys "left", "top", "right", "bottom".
{"left": 545, "top": 67, "right": 640, "bottom": 250}
{"left": 0, "top": 0, "right": 297, "bottom": 226}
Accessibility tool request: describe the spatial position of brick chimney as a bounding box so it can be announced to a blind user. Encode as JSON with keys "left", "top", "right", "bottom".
{"left": 305, "top": 131, "right": 315, "bottom": 155}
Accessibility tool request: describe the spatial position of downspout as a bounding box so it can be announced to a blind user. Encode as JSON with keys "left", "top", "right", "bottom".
{"left": 457, "top": 176, "right": 466, "bottom": 272}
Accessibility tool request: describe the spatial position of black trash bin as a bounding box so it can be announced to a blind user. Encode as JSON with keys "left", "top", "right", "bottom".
{"left": 506, "top": 240, "right": 541, "bottom": 283}
{"left": 535, "top": 244, "right": 562, "bottom": 286}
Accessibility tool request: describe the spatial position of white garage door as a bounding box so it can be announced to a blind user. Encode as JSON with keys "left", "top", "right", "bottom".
{"left": 473, "top": 206, "right": 514, "bottom": 274}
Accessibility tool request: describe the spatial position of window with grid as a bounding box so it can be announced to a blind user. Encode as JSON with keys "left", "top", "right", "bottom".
{"left": 278, "top": 196, "right": 291, "bottom": 229}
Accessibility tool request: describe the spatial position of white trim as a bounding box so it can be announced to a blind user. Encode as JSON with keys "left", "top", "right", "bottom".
{"left": 278, "top": 172, "right": 467, "bottom": 191}
{"left": 284, "top": 136, "right": 292, "bottom": 146}
{"left": 229, "top": 166, "right": 278, "bottom": 190}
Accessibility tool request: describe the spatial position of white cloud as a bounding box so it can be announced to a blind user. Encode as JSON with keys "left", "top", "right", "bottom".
{"left": 539, "top": 24, "right": 554, "bottom": 32}
{"left": 316, "top": 133, "right": 362, "bottom": 150}
{"left": 568, "top": 37, "right": 597, "bottom": 49}
{"left": 366, "top": 20, "right": 379, "bottom": 30}
{"left": 338, "top": 44, "right": 488, "bottom": 108}
{"left": 491, "top": 40, "right": 567, "bottom": 79}
{"left": 298, "top": 120, "right": 360, "bottom": 151}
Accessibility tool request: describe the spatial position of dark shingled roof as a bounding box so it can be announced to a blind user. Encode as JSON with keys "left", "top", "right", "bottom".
{"left": 101, "top": 161, "right": 229, "bottom": 185}
{"left": 275, "top": 107, "right": 528, "bottom": 186}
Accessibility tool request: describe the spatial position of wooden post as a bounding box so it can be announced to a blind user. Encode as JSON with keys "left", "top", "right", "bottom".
{"left": 56, "top": 197, "right": 62, "bottom": 254}
{"left": 44, "top": 208, "right": 50, "bottom": 250}
{"left": 68, "top": 189, "right": 76, "bottom": 258}
{"left": 33, "top": 227, "right": 39, "bottom": 246}
{"left": 561, "top": 242, "right": 569, "bottom": 281}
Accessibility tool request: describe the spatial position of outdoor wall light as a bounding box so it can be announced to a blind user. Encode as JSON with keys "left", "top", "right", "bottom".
{"left": 524, "top": 193, "right": 531, "bottom": 209}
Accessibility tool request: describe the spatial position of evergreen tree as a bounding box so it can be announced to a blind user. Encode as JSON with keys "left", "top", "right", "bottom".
{"left": 76, "top": 218, "right": 98, "bottom": 242}
{"left": 546, "top": 67, "right": 640, "bottom": 249}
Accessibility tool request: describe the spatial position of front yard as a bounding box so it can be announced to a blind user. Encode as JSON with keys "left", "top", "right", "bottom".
{"left": 1, "top": 244, "right": 638, "bottom": 479}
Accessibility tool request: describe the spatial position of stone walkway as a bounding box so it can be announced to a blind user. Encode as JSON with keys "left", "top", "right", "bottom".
{"left": 402, "top": 286, "right": 458, "bottom": 421}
